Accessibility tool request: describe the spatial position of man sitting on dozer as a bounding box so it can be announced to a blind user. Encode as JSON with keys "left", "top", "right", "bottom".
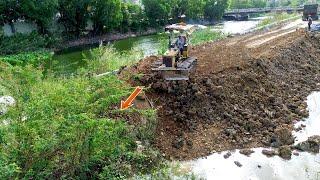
{"left": 176, "top": 35, "right": 186, "bottom": 55}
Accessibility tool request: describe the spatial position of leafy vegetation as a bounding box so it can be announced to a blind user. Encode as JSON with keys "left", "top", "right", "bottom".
{"left": 1, "top": 0, "right": 231, "bottom": 38}
{"left": 191, "top": 29, "right": 225, "bottom": 45}
{"left": 204, "top": 0, "right": 229, "bottom": 20}
{"left": 84, "top": 46, "right": 143, "bottom": 75}
{"left": 0, "top": 32, "right": 57, "bottom": 55}
{"left": 0, "top": 48, "right": 162, "bottom": 178}
{"left": 0, "top": 51, "right": 52, "bottom": 66}
{"left": 0, "top": 0, "right": 58, "bottom": 34}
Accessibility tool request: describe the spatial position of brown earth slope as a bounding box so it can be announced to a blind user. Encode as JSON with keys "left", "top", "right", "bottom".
{"left": 125, "top": 29, "right": 320, "bottom": 160}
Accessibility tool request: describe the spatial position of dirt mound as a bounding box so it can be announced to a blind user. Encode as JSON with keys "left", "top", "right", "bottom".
{"left": 126, "top": 31, "right": 320, "bottom": 160}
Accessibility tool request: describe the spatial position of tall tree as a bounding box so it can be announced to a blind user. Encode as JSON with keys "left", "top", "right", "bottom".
{"left": 142, "top": 0, "right": 172, "bottom": 26}
{"left": 58, "top": 0, "right": 91, "bottom": 37}
{"left": 120, "top": 3, "right": 145, "bottom": 32}
{"left": 90, "top": 0, "right": 122, "bottom": 35}
{"left": 204, "top": 0, "right": 229, "bottom": 20}
{"left": 186, "top": 0, "right": 206, "bottom": 19}
{"left": 0, "top": 0, "right": 21, "bottom": 33}
{"left": 20, "top": 0, "right": 59, "bottom": 34}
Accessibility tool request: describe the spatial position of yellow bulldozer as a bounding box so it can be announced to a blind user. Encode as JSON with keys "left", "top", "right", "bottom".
{"left": 152, "top": 23, "right": 197, "bottom": 81}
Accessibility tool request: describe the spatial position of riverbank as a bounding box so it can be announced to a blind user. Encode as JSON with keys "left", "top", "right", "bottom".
{"left": 55, "top": 28, "right": 160, "bottom": 52}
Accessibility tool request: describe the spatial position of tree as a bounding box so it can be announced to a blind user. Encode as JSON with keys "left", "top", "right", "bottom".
{"left": 120, "top": 3, "right": 146, "bottom": 32}
{"left": 186, "top": 0, "right": 206, "bottom": 19}
{"left": 0, "top": 0, "right": 21, "bottom": 33}
{"left": 229, "top": 0, "right": 253, "bottom": 9}
{"left": 58, "top": 0, "right": 91, "bottom": 37}
{"left": 90, "top": 0, "right": 123, "bottom": 35}
{"left": 204, "top": 0, "right": 229, "bottom": 20}
{"left": 142, "top": 0, "right": 172, "bottom": 26}
{"left": 251, "top": 0, "right": 267, "bottom": 8}
{"left": 171, "top": 0, "right": 188, "bottom": 20}
{"left": 20, "top": 0, "right": 59, "bottom": 34}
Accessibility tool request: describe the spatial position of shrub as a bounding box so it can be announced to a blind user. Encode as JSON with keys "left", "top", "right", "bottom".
{"left": 84, "top": 46, "right": 143, "bottom": 75}
{"left": 0, "top": 64, "right": 161, "bottom": 179}
{"left": 0, "top": 32, "right": 58, "bottom": 55}
{"left": 0, "top": 51, "right": 52, "bottom": 66}
{"left": 190, "top": 28, "right": 224, "bottom": 45}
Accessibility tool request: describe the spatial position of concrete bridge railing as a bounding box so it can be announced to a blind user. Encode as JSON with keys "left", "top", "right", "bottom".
{"left": 225, "top": 6, "right": 304, "bottom": 15}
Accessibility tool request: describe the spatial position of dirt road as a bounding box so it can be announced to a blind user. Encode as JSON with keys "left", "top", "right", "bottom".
{"left": 126, "top": 21, "right": 320, "bottom": 160}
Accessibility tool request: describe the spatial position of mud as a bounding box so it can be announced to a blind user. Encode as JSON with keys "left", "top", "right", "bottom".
{"left": 294, "top": 135, "right": 320, "bottom": 153}
{"left": 124, "top": 29, "right": 320, "bottom": 160}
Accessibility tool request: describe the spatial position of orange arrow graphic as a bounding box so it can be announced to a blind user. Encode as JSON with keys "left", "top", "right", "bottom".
{"left": 120, "top": 86, "right": 143, "bottom": 110}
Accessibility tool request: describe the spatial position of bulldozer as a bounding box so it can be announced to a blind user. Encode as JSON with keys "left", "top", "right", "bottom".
{"left": 152, "top": 23, "right": 197, "bottom": 81}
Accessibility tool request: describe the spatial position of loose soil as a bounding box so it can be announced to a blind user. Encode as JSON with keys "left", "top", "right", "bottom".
{"left": 122, "top": 28, "right": 320, "bottom": 160}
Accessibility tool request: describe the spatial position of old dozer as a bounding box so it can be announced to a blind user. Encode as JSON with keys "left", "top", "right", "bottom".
{"left": 152, "top": 23, "right": 197, "bottom": 81}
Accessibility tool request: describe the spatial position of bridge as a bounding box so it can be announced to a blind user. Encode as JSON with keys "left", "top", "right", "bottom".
{"left": 224, "top": 6, "right": 304, "bottom": 20}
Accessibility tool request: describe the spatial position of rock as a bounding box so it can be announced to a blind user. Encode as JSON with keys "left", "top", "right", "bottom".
{"left": 186, "top": 140, "right": 193, "bottom": 148}
{"left": 172, "top": 137, "right": 184, "bottom": 149}
{"left": 136, "top": 141, "right": 144, "bottom": 153}
{"left": 223, "top": 152, "right": 232, "bottom": 159}
{"left": 239, "top": 149, "right": 255, "bottom": 156}
{"left": 225, "top": 128, "right": 237, "bottom": 136}
{"left": 293, "top": 152, "right": 300, "bottom": 156}
{"left": 234, "top": 161, "right": 242, "bottom": 167}
{"left": 295, "top": 126, "right": 302, "bottom": 132}
{"left": 262, "top": 149, "right": 277, "bottom": 157}
{"left": 257, "top": 165, "right": 262, "bottom": 169}
{"left": 0, "top": 96, "right": 15, "bottom": 115}
{"left": 270, "top": 127, "right": 295, "bottom": 147}
{"left": 278, "top": 145, "right": 292, "bottom": 160}
{"left": 294, "top": 135, "right": 320, "bottom": 153}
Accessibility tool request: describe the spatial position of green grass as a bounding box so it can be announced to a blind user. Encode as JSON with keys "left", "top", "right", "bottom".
{"left": 190, "top": 28, "right": 225, "bottom": 45}
{"left": 258, "top": 12, "right": 299, "bottom": 28}
{"left": 83, "top": 46, "right": 144, "bottom": 75}
{"left": 0, "top": 51, "right": 52, "bottom": 66}
{"left": 0, "top": 49, "right": 161, "bottom": 179}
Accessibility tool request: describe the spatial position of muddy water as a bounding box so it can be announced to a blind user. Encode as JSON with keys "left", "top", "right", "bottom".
{"left": 181, "top": 92, "right": 320, "bottom": 180}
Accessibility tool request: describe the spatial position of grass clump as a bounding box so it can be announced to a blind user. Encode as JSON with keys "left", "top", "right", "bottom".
{"left": 258, "top": 12, "right": 299, "bottom": 28}
{"left": 0, "top": 51, "right": 52, "bottom": 66}
{"left": 84, "top": 46, "right": 143, "bottom": 75}
{"left": 190, "top": 29, "right": 224, "bottom": 45}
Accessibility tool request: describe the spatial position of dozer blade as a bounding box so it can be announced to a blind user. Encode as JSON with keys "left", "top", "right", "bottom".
{"left": 152, "top": 57, "right": 197, "bottom": 81}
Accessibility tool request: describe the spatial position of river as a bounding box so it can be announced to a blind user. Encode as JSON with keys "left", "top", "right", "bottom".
{"left": 51, "top": 17, "right": 265, "bottom": 74}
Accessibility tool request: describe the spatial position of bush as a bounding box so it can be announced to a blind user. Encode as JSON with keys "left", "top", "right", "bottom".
{"left": 0, "top": 51, "right": 52, "bottom": 66}
{"left": 0, "top": 63, "right": 161, "bottom": 179}
{"left": 0, "top": 32, "right": 58, "bottom": 55}
{"left": 190, "top": 28, "right": 224, "bottom": 45}
{"left": 83, "top": 46, "right": 143, "bottom": 75}
{"left": 258, "top": 13, "right": 299, "bottom": 28}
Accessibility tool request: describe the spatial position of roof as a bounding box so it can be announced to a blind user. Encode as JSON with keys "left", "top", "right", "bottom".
{"left": 165, "top": 24, "right": 196, "bottom": 32}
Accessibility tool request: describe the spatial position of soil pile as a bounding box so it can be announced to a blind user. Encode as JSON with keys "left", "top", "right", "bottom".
{"left": 127, "top": 30, "right": 320, "bottom": 160}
